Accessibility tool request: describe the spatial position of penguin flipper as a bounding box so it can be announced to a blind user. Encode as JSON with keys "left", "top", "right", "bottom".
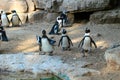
{"left": 48, "top": 38, "right": 56, "bottom": 45}
{"left": 67, "top": 36, "right": 73, "bottom": 46}
{"left": 18, "top": 15, "right": 22, "bottom": 25}
{"left": 78, "top": 37, "right": 84, "bottom": 48}
{"left": 90, "top": 37, "right": 97, "bottom": 48}
{"left": 6, "top": 16, "right": 10, "bottom": 24}
{"left": 58, "top": 37, "right": 62, "bottom": 47}
{"left": 36, "top": 35, "right": 41, "bottom": 45}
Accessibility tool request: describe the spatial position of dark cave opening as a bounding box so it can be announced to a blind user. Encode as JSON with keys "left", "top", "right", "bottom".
{"left": 74, "top": 12, "right": 93, "bottom": 23}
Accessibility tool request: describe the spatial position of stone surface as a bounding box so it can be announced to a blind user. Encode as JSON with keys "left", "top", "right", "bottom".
{"left": 59, "top": 0, "right": 113, "bottom": 12}
{"left": 26, "top": 0, "right": 35, "bottom": 12}
{"left": 0, "top": 0, "right": 119, "bottom": 24}
{"left": 105, "top": 46, "right": 120, "bottom": 70}
{"left": 90, "top": 9, "right": 120, "bottom": 24}
{"left": 0, "top": 53, "right": 100, "bottom": 80}
{"left": 46, "top": 13, "right": 59, "bottom": 22}
{"left": 34, "top": 0, "right": 115, "bottom": 12}
{"left": 28, "top": 10, "right": 46, "bottom": 23}
{"left": 67, "top": 13, "right": 74, "bottom": 26}
{"left": 0, "top": 0, "right": 28, "bottom": 13}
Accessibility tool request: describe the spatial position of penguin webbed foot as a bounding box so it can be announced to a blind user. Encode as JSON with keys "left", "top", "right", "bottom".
{"left": 40, "top": 52, "right": 46, "bottom": 55}
{"left": 67, "top": 48, "right": 71, "bottom": 51}
{"left": 49, "top": 52, "right": 53, "bottom": 56}
{"left": 62, "top": 47, "right": 66, "bottom": 51}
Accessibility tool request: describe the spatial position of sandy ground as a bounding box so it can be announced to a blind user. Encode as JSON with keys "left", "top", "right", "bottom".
{"left": 1, "top": 21, "right": 120, "bottom": 80}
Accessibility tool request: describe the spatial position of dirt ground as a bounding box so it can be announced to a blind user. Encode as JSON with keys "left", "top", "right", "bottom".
{"left": 1, "top": 21, "right": 120, "bottom": 80}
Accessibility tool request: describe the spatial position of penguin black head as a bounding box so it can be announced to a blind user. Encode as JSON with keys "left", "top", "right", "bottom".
{"left": 11, "top": 10, "right": 16, "bottom": 13}
{"left": 1, "top": 11, "right": 3, "bottom": 14}
{"left": 85, "top": 28, "right": 90, "bottom": 33}
{"left": 42, "top": 30, "right": 46, "bottom": 35}
{"left": 62, "top": 29, "right": 67, "bottom": 34}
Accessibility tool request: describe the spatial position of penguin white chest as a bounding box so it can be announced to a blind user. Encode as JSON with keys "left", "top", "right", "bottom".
{"left": 12, "top": 15, "right": 19, "bottom": 25}
{"left": 82, "top": 37, "right": 91, "bottom": 50}
{"left": 1, "top": 15, "right": 9, "bottom": 26}
{"left": 62, "top": 37, "right": 69, "bottom": 47}
{"left": 41, "top": 38, "right": 53, "bottom": 52}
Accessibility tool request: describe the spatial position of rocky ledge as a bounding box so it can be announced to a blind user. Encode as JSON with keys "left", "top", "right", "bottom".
{"left": 0, "top": 53, "right": 100, "bottom": 80}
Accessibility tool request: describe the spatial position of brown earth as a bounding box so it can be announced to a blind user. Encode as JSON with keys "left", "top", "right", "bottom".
{"left": 1, "top": 21, "right": 120, "bottom": 80}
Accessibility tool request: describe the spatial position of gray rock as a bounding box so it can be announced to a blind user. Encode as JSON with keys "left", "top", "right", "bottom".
{"left": 34, "top": 0, "right": 115, "bottom": 12}
{"left": 59, "top": 0, "right": 114, "bottom": 12}
{"left": 46, "top": 13, "right": 59, "bottom": 22}
{"left": 105, "top": 46, "right": 120, "bottom": 70}
{"left": 0, "top": 53, "right": 100, "bottom": 80}
{"left": 26, "top": 0, "right": 35, "bottom": 12}
{"left": 28, "top": 10, "right": 46, "bottom": 23}
{"left": 0, "top": 0, "right": 28, "bottom": 13}
{"left": 90, "top": 9, "right": 120, "bottom": 24}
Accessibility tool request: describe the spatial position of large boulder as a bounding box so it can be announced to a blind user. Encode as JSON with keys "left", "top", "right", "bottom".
{"left": 35, "top": 0, "right": 116, "bottom": 12}
{"left": 90, "top": 9, "right": 120, "bottom": 24}
{"left": 26, "top": 0, "right": 35, "bottom": 12}
{"left": 33, "top": 0, "right": 47, "bottom": 10}
{"left": 59, "top": 0, "right": 115, "bottom": 12}
{"left": 0, "top": 0, "right": 28, "bottom": 13}
{"left": 46, "top": 13, "right": 59, "bottom": 22}
{"left": 105, "top": 45, "right": 120, "bottom": 70}
{"left": 28, "top": 10, "right": 47, "bottom": 23}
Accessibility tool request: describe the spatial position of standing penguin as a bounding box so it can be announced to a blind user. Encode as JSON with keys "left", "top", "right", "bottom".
{"left": 37, "top": 30, "right": 56, "bottom": 55}
{"left": 58, "top": 29, "right": 73, "bottom": 51}
{"left": 49, "top": 21, "right": 60, "bottom": 35}
{"left": 11, "top": 10, "right": 22, "bottom": 27}
{"left": 78, "top": 28, "right": 97, "bottom": 57}
{"left": 60, "top": 11, "right": 68, "bottom": 27}
{"left": 1, "top": 11, "right": 10, "bottom": 27}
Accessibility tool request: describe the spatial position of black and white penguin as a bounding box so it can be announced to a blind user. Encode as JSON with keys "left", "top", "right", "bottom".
{"left": 78, "top": 28, "right": 97, "bottom": 57}
{"left": 60, "top": 11, "right": 68, "bottom": 27}
{"left": 49, "top": 21, "right": 60, "bottom": 35}
{"left": 1, "top": 11, "right": 10, "bottom": 27}
{"left": 11, "top": 10, "right": 22, "bottom": 27}
{"left": 36, "top": 30, "right": 56, "bottom": 55}
{"left": 58, "top": 29, "right": 73, "bottom": 51}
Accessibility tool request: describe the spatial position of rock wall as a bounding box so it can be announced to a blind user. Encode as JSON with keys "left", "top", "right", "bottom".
{"left": 90, "top": 9, "right": 120, "bottom": 24}
{"left": 0, "top": 0, "right": 119, "bottom": 24}
{"left": 105, "top": 44, "right": 120, "bottom": 70}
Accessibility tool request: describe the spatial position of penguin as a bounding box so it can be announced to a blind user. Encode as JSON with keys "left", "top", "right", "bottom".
{"left": 49, "top": 21, "right": 60, "bottom": 35}
{"left": 58, "top": 29, "right": 73, "bottom": 51}
{"left": 1, "top": 11, "right": 10, "bottom": 27}
{"left": 0, "top": 26, "right": 8, "bottom": 41}
{"left": 78, "top": 28, "right": 97, "bottom": 57}
{"left": 11, "top": 10, "right": 22, "bottom": 27}
{"left": 60, "top": 11, "right": 68, "bottom": 27}
{"left": 36, "top": 30, "right": 56, "bottom": 55}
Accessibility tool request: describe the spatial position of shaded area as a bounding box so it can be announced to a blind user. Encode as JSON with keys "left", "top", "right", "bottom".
{"left": 74, "top": 12, "right": 93, "bottom": 23}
